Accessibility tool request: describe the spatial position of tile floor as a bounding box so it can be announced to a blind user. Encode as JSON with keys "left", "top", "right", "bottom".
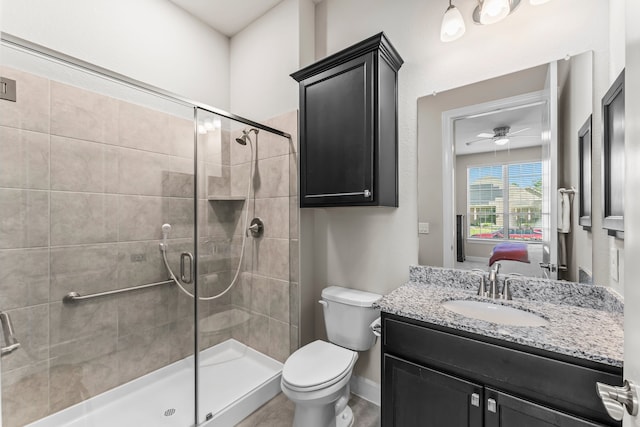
{"left": 236, "top": 393, "right": 380, "bottom": 426}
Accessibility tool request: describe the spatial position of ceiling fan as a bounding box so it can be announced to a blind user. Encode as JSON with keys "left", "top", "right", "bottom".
{"left": 465, "top": 126, "right": 537, "bottom": 146}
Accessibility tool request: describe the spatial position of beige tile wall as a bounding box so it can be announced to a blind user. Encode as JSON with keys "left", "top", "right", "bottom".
{"left": 0, "top": 65, "right": 203, "bottom": 426}
{"left": 0, "top": 66, "right": 299, "bottom": 427}
{"left": 227, "top": 110, "right": 300, "bottom": 363}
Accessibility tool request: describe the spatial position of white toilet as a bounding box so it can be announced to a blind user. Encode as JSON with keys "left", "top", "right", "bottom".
{"left": 281, "top": 286, "right": 381, "bottom": 427}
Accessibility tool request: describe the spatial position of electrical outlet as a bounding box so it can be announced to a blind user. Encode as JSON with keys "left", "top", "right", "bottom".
{"left": 610, "top": 248, "right": 619, "bottom": 281}
{"left": 418, "top": 222, "right": 430, "bottom": 234}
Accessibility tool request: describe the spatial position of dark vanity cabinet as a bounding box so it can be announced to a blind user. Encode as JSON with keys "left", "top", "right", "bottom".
{"left": 382, "top": 313, "right": 623, "bottom": 427}
{"left": 291, "top": 33, "right": 403, "bottom": 207}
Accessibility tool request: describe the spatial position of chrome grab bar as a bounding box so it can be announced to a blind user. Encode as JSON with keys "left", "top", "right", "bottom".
{"left": 0, "top": 312, "right": 20, "bottom": 356}
{"left": 63, "top": 279, "right": 174, "bottom": 304}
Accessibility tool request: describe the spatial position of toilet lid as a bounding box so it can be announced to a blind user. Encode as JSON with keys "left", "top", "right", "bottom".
{"left": 283, "top": 341, "right": 357, "bottom": 389}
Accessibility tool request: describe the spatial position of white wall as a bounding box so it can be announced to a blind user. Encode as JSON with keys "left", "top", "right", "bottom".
{"left": 624, "top": 1, "right": 640, "bottom": 425}
{"left": 311, "top": 0, "right": 611, "bottom": 385}
{"left": 0, "top": 0, "right": 230, "bottom": 108}
{"left": 230, "top": 0, "right": 303, "bottom": 120}
{"left": 558, "top": 52, "right": 594, "bottom": 283}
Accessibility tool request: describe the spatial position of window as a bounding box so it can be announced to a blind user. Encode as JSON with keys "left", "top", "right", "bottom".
{"left": 468, "top": 162, "right": 543, "bottom": 241}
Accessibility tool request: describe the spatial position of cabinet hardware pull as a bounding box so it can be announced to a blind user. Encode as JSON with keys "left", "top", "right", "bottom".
{"left": 471, "top": 393, "right": 480, "bottom": 407}
{"left": 487, "top": 398, "right": 497, "bottom": 413}
{"left": 305, "top": 190, "right": 372, "bottom": 198}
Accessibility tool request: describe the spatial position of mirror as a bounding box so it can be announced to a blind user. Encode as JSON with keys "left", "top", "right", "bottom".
{"left": 417, "top": 52, "right": 612, "bottom": 284}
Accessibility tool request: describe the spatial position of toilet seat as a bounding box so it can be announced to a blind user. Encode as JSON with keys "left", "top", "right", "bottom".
{"left": 282, "top": 340, "right": 357, "bottom": 392}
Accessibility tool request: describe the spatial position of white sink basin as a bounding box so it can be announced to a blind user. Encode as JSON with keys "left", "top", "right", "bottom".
{"left": 442, "top": 300, "right": 549, "bottom": 327}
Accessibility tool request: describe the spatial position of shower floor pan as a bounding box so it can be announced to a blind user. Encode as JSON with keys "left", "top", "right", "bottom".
{"left": 27, "top": 339, "right": 283, "bottom": 427}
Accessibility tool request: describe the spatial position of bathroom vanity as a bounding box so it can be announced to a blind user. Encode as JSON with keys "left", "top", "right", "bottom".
{"left": 377, "top": 266, "right": 624, "bottom": 427}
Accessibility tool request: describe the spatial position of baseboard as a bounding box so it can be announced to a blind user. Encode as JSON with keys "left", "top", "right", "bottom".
{"left": 349, "top": 375, "right": 381, "bottom": 407}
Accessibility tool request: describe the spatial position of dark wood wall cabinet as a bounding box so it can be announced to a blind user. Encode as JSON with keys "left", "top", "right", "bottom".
{"left": 291, "top": 32, "right": 403, "bottom": 207}
{"left": 381, "top": 313, "right": 623, "bottom": 427}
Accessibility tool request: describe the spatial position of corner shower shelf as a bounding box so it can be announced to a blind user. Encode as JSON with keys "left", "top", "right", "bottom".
{"left": 207, "top": 195, "right": 246, "bottom": 201}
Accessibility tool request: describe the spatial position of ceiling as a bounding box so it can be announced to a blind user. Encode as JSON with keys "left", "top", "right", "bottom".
{"left": 169, "top": 0, "right": 287, "bottom": 36}
{"left": 454, "top": 102, "right": 545, "bottom": 156}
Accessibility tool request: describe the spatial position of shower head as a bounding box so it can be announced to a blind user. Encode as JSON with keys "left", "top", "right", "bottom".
{"left": 160, "top": 223, "right": 172, "bottom": 250}
{"left": 235, "top": 128, "right": 259, "bottom": 145}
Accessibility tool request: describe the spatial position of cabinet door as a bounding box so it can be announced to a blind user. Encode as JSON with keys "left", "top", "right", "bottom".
{"left": 383, "top": 355, "right": 483, "bottom": 427}
{"left": 299, "top": 53, "right": 374, "bottom": 207}
{"left": 484, "top": 388, "right": 608, "bottom": 427}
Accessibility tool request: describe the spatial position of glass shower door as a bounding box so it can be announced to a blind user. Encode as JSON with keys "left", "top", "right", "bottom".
{"left": 194, "top": 109, "right": 292, "bottom": 425}
{"left": 0, "top": 36, "right": 197, "bottom": 427}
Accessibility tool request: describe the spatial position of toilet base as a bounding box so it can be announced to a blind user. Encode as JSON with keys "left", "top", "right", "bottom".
{"left": 336, "top": 405, "right": 354, "bottom": 427}
{"left": 285, "top": 379, "right": 353, "bottom": 427}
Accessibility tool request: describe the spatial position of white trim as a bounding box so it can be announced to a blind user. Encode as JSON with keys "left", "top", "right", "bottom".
{"left": 349, "top": 375, "right": 381, "bottom": 407}
{"left": 441, "top": 90, "right": 548, "bottom": 269}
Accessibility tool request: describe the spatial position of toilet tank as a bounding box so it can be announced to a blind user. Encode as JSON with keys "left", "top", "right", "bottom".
{"left": 321, "top": 286, "right": 382, "bottom": 351}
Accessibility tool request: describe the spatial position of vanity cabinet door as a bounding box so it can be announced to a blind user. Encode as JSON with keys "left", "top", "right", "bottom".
{"left": 383, "top": 355, "right": 483, "bottom": 427}
{"left": 484, "top": 388, "right": 608, "bottom": 427}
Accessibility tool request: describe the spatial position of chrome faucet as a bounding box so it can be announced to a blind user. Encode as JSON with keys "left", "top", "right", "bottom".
{"left": 501, "top": 274, "right": 523, "bottom": 301}
{"left": 471, "top": 269, "right": 487, "bottom": 296}
{"left": 488, "top": 263, "right": 501, "bottom": 299}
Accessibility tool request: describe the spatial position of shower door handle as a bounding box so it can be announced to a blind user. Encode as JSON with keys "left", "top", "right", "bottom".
{"left": 0, "top": 312, "right": 20, "bottom": 357}
{"left": 180, "top": 252, "right": 194, "bottom": 284}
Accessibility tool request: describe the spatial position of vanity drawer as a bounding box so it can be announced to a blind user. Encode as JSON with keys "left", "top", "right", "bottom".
{"left": 383, "top": 316, "right": 622, "bottom": 426}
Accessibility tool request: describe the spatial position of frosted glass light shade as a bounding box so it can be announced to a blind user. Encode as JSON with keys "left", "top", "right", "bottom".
{"left": 494, "top": 137, "right": 510, "bottom": 145}
{"left": 440, "top": 5, "right": 466, "bottom": 42}
{"left": 530, "top": 0, "right": 550, "bottom": 4}
{"left": 480, "top": 0, "right": 510, "bottom": 24}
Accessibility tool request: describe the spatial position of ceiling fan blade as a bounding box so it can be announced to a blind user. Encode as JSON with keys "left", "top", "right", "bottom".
{"left": 465, "top": 138, "right": 491, "bottom": 146}
{"left": 476, "top": 132, "right": 494, "bottom": 138}
{"left": 508, "top": 127, "right": 531, "bottom": 136}
{"left": 509, "top": 135, "right": 540, "bottom": 139}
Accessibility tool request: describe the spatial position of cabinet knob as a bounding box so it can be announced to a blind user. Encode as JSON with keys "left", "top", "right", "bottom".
{"left": 487, "top": 398, "right": 497, "bottom": 413}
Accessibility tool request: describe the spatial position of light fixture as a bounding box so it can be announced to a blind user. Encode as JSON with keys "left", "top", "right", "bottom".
{"left": 440, "top": 0, "right": 466, "bottom": 42}
{"left": 440, "top": 0, "right": 540, "bottom": 42}
{"left": 492, "top": 126, "right": 511, "bottom": 145}
{"left": 472, "top": 0, "right": 521, "bottom": 25}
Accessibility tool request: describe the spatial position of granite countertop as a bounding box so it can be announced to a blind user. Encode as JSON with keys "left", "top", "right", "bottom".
{"left": 376, "top": 266, "right": 624, "bottom": 367}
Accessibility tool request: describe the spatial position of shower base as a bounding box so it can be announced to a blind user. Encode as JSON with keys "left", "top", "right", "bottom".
{"left": 27, "top": 339, "right": 283, "bottom": 427}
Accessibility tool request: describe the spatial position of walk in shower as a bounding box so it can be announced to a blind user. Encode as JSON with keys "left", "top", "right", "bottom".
{"left": 0, "top": 34, "right": 300, "bottom": 427}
